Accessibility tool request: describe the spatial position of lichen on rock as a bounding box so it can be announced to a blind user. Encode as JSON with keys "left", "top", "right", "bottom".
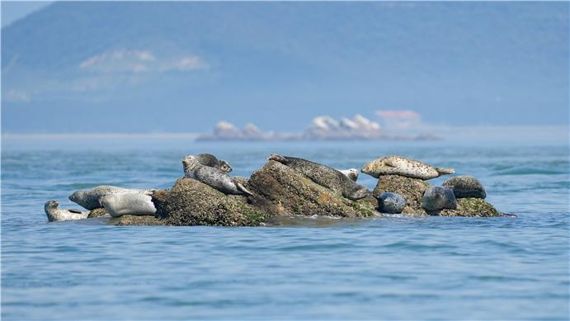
{"left": 440, "top": 198, "right": 500, "bottom": 217}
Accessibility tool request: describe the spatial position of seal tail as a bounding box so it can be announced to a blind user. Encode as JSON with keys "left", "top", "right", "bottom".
{"left": 235, "top": 181, "right": 254, "bottom": 197}
{"left": 436, "top": 167, "right": 455, "bottom": 175}
{"left": 268, "top": 154, "right": 288, "bottom": 164}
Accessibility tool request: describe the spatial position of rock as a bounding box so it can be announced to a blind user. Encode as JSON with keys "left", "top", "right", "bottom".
{"left": 248, "top": 160, "right": 377, "bottom": 218}
{"left": 372, "top": 175, "right": 429, "bottom": 215}
{"left": 377, "top": 192, "right": 406, "bottom": 214}
{"left": 421, "top": 186, "right": 457, "bottom": 213}
{"left": 440, "top": 198, "right": 501, "bottom": 217}
{"left": 443, "top": 175, "right": 486, "bottom": 199}
{"left": 109, "top": 215, "right": 165, "bottom": 226}
{"left": 87, "top": 208, "right": 109, "bottom": 218}
{"left": 158, "top": 178, "right": 268, "bottom": 226}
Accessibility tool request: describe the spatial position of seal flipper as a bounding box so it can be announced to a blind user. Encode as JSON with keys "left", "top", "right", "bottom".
{"left": 268, "top": 154, "right": 288, "bottom": 164}
{"left": 234, "top": 181, "right": 254, "bottom": 197}
{"left": 435, "top": 167, "right": 455, "bottom": 175}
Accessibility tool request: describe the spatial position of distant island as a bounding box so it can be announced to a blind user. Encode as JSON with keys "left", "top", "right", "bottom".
{"left": 196, "top": 114, "right": 440, "bottom": 141}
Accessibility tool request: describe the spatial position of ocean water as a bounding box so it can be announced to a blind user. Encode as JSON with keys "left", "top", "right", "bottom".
{"left": 1, "top": 139, "right": 569, "bottom": 320}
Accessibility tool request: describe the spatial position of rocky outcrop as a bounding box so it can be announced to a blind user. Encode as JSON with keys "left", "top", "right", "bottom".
{"left": 440, "top": 198, "right": 500, "bottom": 217}
{"left": 95, "top": 156, "right": 505, "bottom": 226}
{"left": 87, "top": 208, "right": 109, "bottom": 218}
{"left": 247, "top": 160, "right": 378, "bottom": 218}
{"left": 109, "top": 215, "right": 165, "bottom": 226}
{"left": 372, "top": 175, "right": 428, "bottom": 215}
{"left": 156, "top": 178, "right": 268, "bottom": 226}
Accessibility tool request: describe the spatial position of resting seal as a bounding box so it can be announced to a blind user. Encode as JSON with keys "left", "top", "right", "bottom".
{"left": 44, "top": 200, "right": 89, "bottom": 222}
{"left": 195, "top": 153, "right": 232, "bottom": 173}
{"left": 421, "top": 186, "right": 457, "bottom": 213}
{"left": 339, "top": 168, "right": 359, "bottom": 182}
{"left": 377, "top": 192, "right": 406, "bottom": 214}
{"left": 443, "top": 176, "right": 486, "bottom": 199}
{"left": 183, "top": 155, "right": 253, "bottom": 196}
{"left": 100, "top": 192, "right": 157, "bottom": 217}
{"left": 69, "top": 186, "right": 153, "bottom": 210}
{"left": 268, "top": 154, "right": 369, "bottom": 200}
{"left": 362, "top": 155, "right": 455, "bottom": 180}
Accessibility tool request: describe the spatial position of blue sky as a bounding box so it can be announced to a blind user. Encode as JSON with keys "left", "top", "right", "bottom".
{"left": 1, "top": 2, "right": 568, "bottom": 134}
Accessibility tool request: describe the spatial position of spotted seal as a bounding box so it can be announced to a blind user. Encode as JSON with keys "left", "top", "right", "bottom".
{"left": 339, "top": 168, "right": 359, "bottom": 182}
{"left": 268, "top": 154, "right": 369, "bottom": 200}
{"left": 183, "top": 155, "right": 253, "bottom": 196}
{"left": 195, "top": 153, "right": 232, "bottom": 173}
{"left": 362, "top": 156, "right": 455, "bottom": 180}
{"left": 421, "top": 186, "right": 457, "bottom": 213}
{"left": 442, "top": 176, "right": 486, "bottom": 199}
{"left": 377, "top": 192, "right": 406, "bottom": 214}
{"left": 100, "top": 192, "right": 157, "bottom": 217}
{"left": 69, "top": 186, "right": 154, "bottom": 210}
{"left": 44, "top": 200, "right": 89, "bottom": 222}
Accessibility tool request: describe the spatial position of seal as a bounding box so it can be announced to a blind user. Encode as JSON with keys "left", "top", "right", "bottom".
{"left": 362, "top": 156, "right": 455, "bottom": 180}
{"left": 377, "top": 192, "right": 406, "bottom": 214}
{"left": 339, "top": 168, "right": 359, "bottom": 182}
{"left": 182, "top": 155, "right": 253, "bottom": 196}
{"left": 421, "top": 186, "right": 457, "bottom": 213}
{"left": 100, "top": 192, "right": 157, "bottom": 217}
{"left": 442, "top": 176, "right": 486, "bottom": 199}
{"left": 44, "top": 200, "right": 89, "bottom": 222}
{"left": 267, "top": 154, "right": 369, "bottom": 200}
{"left": 69, "top": 186, "right": 153, "bottom": 210}
{"left": 195, "top": 153, "right": 232, "bottom": 173}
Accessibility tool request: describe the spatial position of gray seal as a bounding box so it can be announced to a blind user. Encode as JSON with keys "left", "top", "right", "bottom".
{"left": 339, "top": 168, "right": 359, "bottom": 182}
{"left": 377, "top": 192, "right": 406, "bottom": 214}
{"left": 183, "top": 155, "right": 253, "bottom": 196}
{"left": 195, "top": 153, "right": 232, "bottom": 173}
{"left": 69, "top": 186, "right": 154, "bottom": 210}
{"left": 362, "top": 155, "right": 455, "bottom": 180}
{"left": 443, "top": 176, "right": 486, "bottom": 199}
{"left": 421, "top": 186, "right": 457, "bottom": 213}
{"left": 268, "top": 154, "right": 369, "bottom": 200}
{"left": 44, "top": 200, "right": 89, "bottom": 222}
{"left": 100, "top": 192, "right": 157, "bottom": 217}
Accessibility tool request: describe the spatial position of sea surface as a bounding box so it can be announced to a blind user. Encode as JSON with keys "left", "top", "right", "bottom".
{"left": 1, "top": 139, "right": 569, "bottom": 320}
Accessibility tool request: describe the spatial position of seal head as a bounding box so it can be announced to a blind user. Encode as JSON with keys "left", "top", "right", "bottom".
{"left": 421, "top": 186, "right": 457, "bottom": 213}
{"left": 44, "top": 200, "right": 89, "bottom": 222}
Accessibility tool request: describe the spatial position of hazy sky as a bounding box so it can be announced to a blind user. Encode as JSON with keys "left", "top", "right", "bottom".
{"left": 1, "top": 1, "right": 50, "bottom": 27}
{"left": 1, "top": 2, "right": 568, "bottom": 134}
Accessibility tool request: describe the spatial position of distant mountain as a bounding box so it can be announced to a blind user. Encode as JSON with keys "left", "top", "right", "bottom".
{"left": 2, "top": 2, "right": 568, "bottom": 133}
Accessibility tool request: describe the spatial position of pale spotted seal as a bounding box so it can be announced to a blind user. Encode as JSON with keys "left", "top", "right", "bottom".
{"left": 183, "top": 155, "right": 253, "bottom": 196}
{"left": 69, "top": 186, "right": 154, "bottom": 210}
{"left": 421, "top": 186, "right": 457, "bottom": 213}
{"left": 100, "top": 192, "right": 157, "bottom": 217}
{"left": 44, "top": 200, "right": 89, "bottom": 222}
{"left": 268, "top": 154, "right": 369, "bottom": 200}
{"left": 339, "top": 168, "right": 359, "bottom": 182}
{"left": 442, "top": 176, "right": 486, "bottom": 199}
{"left": 362, "top": 156, "right": 455, "bottom": 180}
